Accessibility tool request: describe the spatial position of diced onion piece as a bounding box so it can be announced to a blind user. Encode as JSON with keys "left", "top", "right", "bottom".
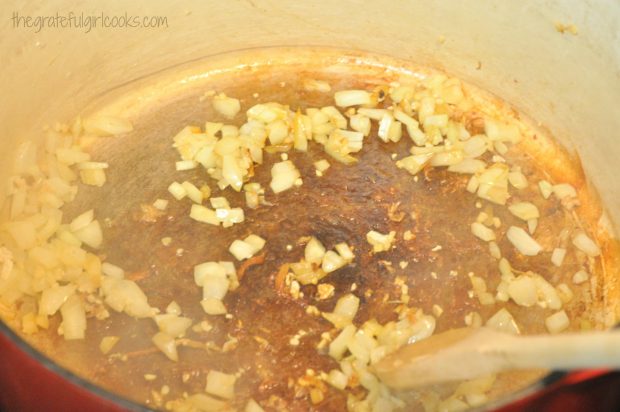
{"left": 471, "top": 222, "right": 495, "bottom": 242}
{"left": 506, "top": 226, "right": 542, "bottom": 256}
{"left": 70, "top": 209, "right": 94, "bottom": 232}
{"left": 423, "top": 114, "right": 448, "bottom": 130}
{"left": 153, "top": 199, "right": 169, "bottom": 210}
{"left": 349, "top": 115, "right": 371, "bottom": 136}
{"left": 377, "top": 113, "right": 394, "bottom": 142}
{"left": 430, "top": 150, "right": 464, "bottom": 167}
{"left": 337, "top": 129, "right": 364, "bottom": 152}
{"left": 507, "top": 275, "right": 537, "bottom": 307}
{"left": 448, "top": 158, "right": 486, "bottom": 174}
{"left": 101, "top": 277, "right": 154, "bottom": 318}
{"left": 168, "top": 182, "right": 187, "bottom": 200}
{"left": 99, "top": 336, "right": 120, "bottom": 354}
{"left": 572, "top": 232, "right": 601, "bottom": 257}
{"left": 201, "top": 298, "right": 227, "bottom": 315}
{"left": 244, "top": 234, "right": 266, "bottom": 252}
{"left": 5, "top": 220, "right": 37, "bottom": 250}
{"left": 477, "top": 164, "right": 510, "bottom": 205}
{"left": 78, "top": 161, "right": 110, "bottom": 170}
{"left": 508, "top": 202, "right": 540, "bottom": 221}
{"left": 394, "top": 109, "right": 426, "bottom": 146}
{"left": 326, "top": 369, "right": 348, "bottom": 390}
{"left": 203, "top": 276, "right": 230, "bottom": 300}
{"left": 303, "top": 79, "right": 331, "bottom": 93}
{"left": 180, "top": 182, "right": 202, "bottom": 204}
{"left": 534, "top": 181, "right": 552, "bottom": 201}
{"left": 152, "top": 332, "right": 178, "bottom": 361}
{"left": 229, "top": 240, "right": 256, "bottom": 261}
{"left": 329, "top": 324, "right": 356, "bottom": 359}
{"left": 556, "top": 283, "right": 574, "bottom": 304}
{"left": 166, "top": 301, "right": 182, "bottom": 315}
{"left": 175, "top": 160, "right": 198, "bottom": 171}
{"left": 527, "top": 218, "right": 538, "bottom": 234}
{"left": 73, "top": 220, "right": 103, "bottom": 249}
{"left": 155, "top": 314, "right": 193, "bottom": 338}
{"left": 314, "top": 159, "right": 330, "bottom": 173}
{"left": 551, "top": 248, "right": 567, "bottom": 267}
{"left": 508, "top": 171, "right": 528, "bottom": 189}
{"left": 533, "top": 275, "right": 562, "bottom": 310}
{"left": 396, "top": 154, "right": 432, "bottom": 176}
{"left": 270, "top": 160, "right": 301, "bottom": 194}
{"left": 463, "top": 135, "right": 487, "bottom": 158}
{"left": 305, "top": 237, "right": 326, "bottom": 264}
{"left": 366, "top": 230, "right": 396, "bottom": 253}
{"left": 245, "top": 399, "right": 265, "bottom": 412}
{"left": 101, "top": 262, "right": 125, "bottom": 279}
{"left": 573, "top": 269, "right": 589, "bottom": 284}
{"left": 39, "top": 285, "right": 76, "bottom": 316}
{"left": 189, "top": 204, "right": 219, "bottom": 225}
{"left": 334, "top": 90, "right": 372, "bottom": 107}
{"left": 335, "top": 243, "right": 355, "bottom": 262}
{"left": 205, "top": 370, "right": 236, "bottom": 400}
{"left": 545, "top": 310, "right": 570, "bottom": 334}
{"left": 486, "top": 308, "right": 520, "bottom": 334}
{"left": 321, "top": 250, "right": 346, "bottom": 273}
{"left": 60, "top": 295, "right": 86, "bottom": 340}
{"left": 80, "top": 169, "right": 106, "bottom": 186}
{"left": 484, "top": 119, "right": 521, "bottom": 143}
{"left": 212, "top": 94, "right": 241, "bottom": 119}
{"left": 333, "top": 293, "right": 360, "bottom": 319}
{"left": 210, "top": 197, "right": 230, "bottom": 209}
{"left": 83, "top": 115, "right": 133, "bottom": 136}
{"left": 553, "top": 183, "right": 577, "bottom": 200}
{"left": 194, "top": 261, "right": 227, "bottom": 286}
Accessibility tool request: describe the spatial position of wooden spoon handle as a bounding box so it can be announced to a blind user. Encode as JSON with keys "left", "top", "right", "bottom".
{"left": 498, "top": 331, "right": 620, "bottom": 370}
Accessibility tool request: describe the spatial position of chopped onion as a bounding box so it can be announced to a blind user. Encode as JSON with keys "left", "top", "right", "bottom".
{"left": 270, "top": 160, "right": 301, "bottom": 193}
{"left": 60, "top": 295, "right": 86, "bottom": 340}
{"left": 366, "top": 230, "right": 396, "bottom": 253}
{"left": 39, "top": 284, "right": 76, "bottom": 316}
{"left": 205, "top": 370, "right": 236, "bottom": 400}
{"left": 326, "top": 369, "right": 348, "bottom": 390}
{"left": 305, "top": 237, "right": 326, "bottom": 264}
{"left": 194, "top": 261, "right": 228, "bottom": 285}
{"left": 73, "top": 220, "right": 103, "bottom": 249}
{"left": 334, "top": 243, "right": 355, "bottom": 262}
{"left": 486, "top": 308, "right": 520, "bottom": 334}
{"left": 471, "top": 222, "right": 495, "bottom": 242}
{"left": 155, "top": 314, "right": 192, "bottom": 338}
{"left": 484, "top": 119, "right": 520, "bottom": 143}
{"left": 572, "top": 232, "right": 601, "bottom": 257}
{"left": 508, "top": 170, "right": 528, "bottom": 189}
{"left": 572, "top": 269, "right": 589, "bottom": 284}
{"left": 245, "top": 399, "right": 265, "bottom": 412}
{"left": 448, "top": 158, "right": 486, "bottom": 174}
{"left": 507, "top": 275, "right": 537, "bottom": 307}
{"left": 79, "top": 169, "right": 106, "bottom": 187}
{"left": 303, "top": 79, "right": 331, "bottom": 93}
{"left": 168, "top": 181, "right": 187, "bottom": 200}
{"left": 101, "top": 262, "right": 125, "bottom": 279}
{"left": 314, "top": 159, "right": 331, "bottom": 173}
{"left": 82, "top": 115, "right": 133, "bottom": 136}
{"left": 377, "top": 113, "right": 394, "bottom": 142}
{"left": 212, "top": 94, "right": 241, "bottom": 119}
{"left": 508, "top": 202, "right": 540, "bottom": 221}
{"left": 506, "top": 226, "right": 542, "bottom": 256}
{"left": 545, "top": 310, "right": 569, "bottom": 334}
{"left": 349, "top": 115, "right": 371, "bottom": 136}
{"left": 189, "top": 204, "right": 219, "bottom": 226}
{"left": 551, "top": 248, "right": 567, "bottom": 267}
{"left": 153, "top": 199, "right": 169, "bottom": 210}
{"left": 334, "top": 90, "right": 372, "bottom": 107}
{"left": 553, "top": 183, "right": 577, "bottom": 200}
{"left": 70, "top": 209, "right": 94, "bottom": 232}
{"left": 99, "top": 336, "right": 120, "bottom": 354}
{"left": 538, "top": 180, "right": 553, "bottom": 199}
{"left": 152, "top": 332, "right": 178, "bottom": 361}
{"left": 321, "top": 250, "right": 347, "bottom": 273}
{"left": 329, "top": 324, "right": 356, "bottom": 359}
{"left": 101, "top": 277, "right": 154, "bottom": 318}
{"left": 201, "top": 298, "right": 227, "bottom": 315}
{"left": 395, "top": 154, "right": 432, "bottom": 176}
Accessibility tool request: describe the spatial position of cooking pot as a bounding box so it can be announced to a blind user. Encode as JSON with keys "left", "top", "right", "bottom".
{"left": 1, "top": 0, "right": 619, "bottom": 411}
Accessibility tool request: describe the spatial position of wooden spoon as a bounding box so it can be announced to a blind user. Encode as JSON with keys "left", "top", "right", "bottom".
{"left": 374, "top": 327, "right": 620, "bottom": 390}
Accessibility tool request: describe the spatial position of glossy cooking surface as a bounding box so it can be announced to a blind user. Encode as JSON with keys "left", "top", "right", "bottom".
{"left": 10, "top": 59, "right": 605, "bottom": 410}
